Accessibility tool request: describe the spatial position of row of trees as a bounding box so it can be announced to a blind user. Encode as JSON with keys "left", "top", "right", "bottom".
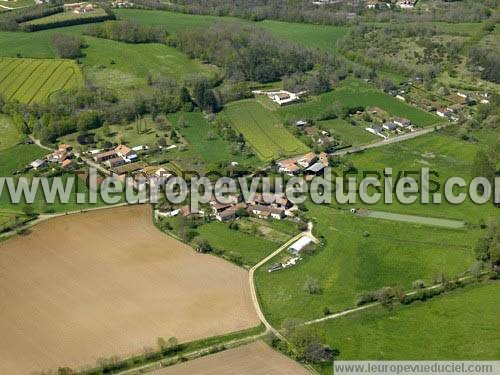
{"left": 0, "top": 4, "right": 63, "bottom": 31}
{"left": 85, "top": 20, "right": 169, "bottom": 44}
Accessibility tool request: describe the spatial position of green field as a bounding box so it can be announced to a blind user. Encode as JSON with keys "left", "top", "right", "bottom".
{"left": 223, "top": 100, "right": 309, "bottom": 160}
{"left": 0, "top": 28, "right": 215, "bottom": 87}
{"left": 318, "top": 118, "right": 378, "bottom": 146}
{"left": 168, "top": 112, "right": 258, "bottom": 169}
{"left": 0, "top": 114, "right": 21, "bottom": 151}
{"left": 0, "top": 57, "right": 83, "bottom": 103}
{"left": 312, "top": 282, "right": 500, "bottom": 373}
{"left": 255, "top": 204, "right": 478, "bottom": 325}
{"left": 82, "top": 36, "right": 216, "bottom": 80}
{"left": 279, "top": 79, "right": 440, "bottom": 127}
{"left": 343, "top": 129, "right": 499, "bottom": 223}
{"left": 196, "top": 221, "right": 287, "bottom": 266}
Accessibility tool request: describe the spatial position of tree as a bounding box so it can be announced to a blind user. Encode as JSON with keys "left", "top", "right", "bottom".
{"left": 196, "top": 239, "right": 212, "bottom": 253}
{"left": 51, "top": 34, "right": 83, "bottom": 59}
{"left": 157, "top": 137, "right": 167, "bottom": 148}
{"left": 303, "top": 276, "right": 321, "bottom": 294}
{"left": 471, "top": 149, "right": 496, "bottom": 185}
{"left": 22, "top": 206, "right": 36, "bottom": 217}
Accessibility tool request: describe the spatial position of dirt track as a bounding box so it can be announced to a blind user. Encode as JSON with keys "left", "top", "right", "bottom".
{"left": 153, "top": 341, "right": 309, "bottom": 375}
{"left": 0, "top": 205, "right": 258, "bottom": 374}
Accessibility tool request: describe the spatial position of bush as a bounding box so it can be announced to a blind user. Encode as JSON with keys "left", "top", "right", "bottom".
{"left": 303, "top": 276, "right": 322, "bottom": 294}
{"left": 51, "top": 34, "right": 84, "bottom": 59}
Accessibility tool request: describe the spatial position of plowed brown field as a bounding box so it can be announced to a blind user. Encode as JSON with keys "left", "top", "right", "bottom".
{"left": 154, "top": 341, "right": 309, "bottom": 375}
{"left": 0, "top": 205, "right": 259, "bottom": 374}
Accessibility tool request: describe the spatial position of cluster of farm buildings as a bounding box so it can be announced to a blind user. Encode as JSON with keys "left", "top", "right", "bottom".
{"left": 277, "top": 151, "right": 329, "bottom": 177}
{"left": 29, "top": 143, "right": 76, "bottom": 171}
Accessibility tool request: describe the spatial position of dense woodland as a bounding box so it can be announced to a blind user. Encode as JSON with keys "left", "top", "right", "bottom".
{"left": 172, "top": 23, "right": 319, "bottom": 83}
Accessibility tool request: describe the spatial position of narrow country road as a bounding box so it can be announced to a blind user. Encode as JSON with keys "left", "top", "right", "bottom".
{"left": 29, "top": 135, "right": 54, "bottom": 152}
{"left": 248, "top": 224, "right": 319, "bottom": 338}
{"left": 332, "top": 123, "right": 448, "bottom": 156}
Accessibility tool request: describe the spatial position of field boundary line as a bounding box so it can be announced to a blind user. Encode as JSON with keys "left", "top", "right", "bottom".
{"left": 116, "top": 332, "right": 267, "bottom": 375}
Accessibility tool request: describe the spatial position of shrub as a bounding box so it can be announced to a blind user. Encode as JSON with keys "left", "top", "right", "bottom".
{"left": 303, "top": 276, "right": 322, "bottom": 294}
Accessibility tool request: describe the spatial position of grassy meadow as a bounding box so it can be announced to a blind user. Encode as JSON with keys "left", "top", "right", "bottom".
{"left": 318, "top": 118, "right": 378, "bottom": 146}
{"left": 279, "top": 79, "right": 440, "bottom": 127}
{"left": 168, "top": 112, "right": 259, "bottom": 169}
{"left": 0, "top": 57, "right": 83, "bottom": 103}
{"left": 313, "top": 282, "right": 500, "bottom": 373}
{"left": 196, "top": 220, "right": 289, "bottom": 266}
{"left": 342, "top": 129, "right": 499, "bottom": 224}
{"left": 223, "top": 100, "right": 308, "bottom": 160}
{"left": 0, "top": 114, "right": 21, "bottom": 151}
{"left": 255, "top": 204, "right": 478, "bottom": 326}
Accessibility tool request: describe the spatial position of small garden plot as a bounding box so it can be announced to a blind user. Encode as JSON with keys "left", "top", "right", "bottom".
{"left": 223, "top": 100, "right": 309, "bottom": 161}
{"left": 317, "top": 118, "right": 378, "bottom": 147}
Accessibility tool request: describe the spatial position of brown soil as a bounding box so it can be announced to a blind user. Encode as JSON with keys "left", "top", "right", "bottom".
{"left": 0, "top": 205, "right": 259, "bottom": 374}
{"left": 154, "top": 341, "right": 309, "bottom": 375}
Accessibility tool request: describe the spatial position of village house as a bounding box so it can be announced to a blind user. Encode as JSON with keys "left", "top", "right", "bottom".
{"left": 298, "top": 152, "right": 318, "bottom": 168}
{"left": 397, "top": 0, "right": 417, "bottom": 9}
{"left": 278, "top": 160, "right": 300, "bottom": 175}
{"left": 295, "top": 120, "right": 307, "bottom": 128}
{"left": 319, "top": 152, "right": 329, "bottom": 167}
{"left": 366, "top": 125, "right": 387, "bottom": 139}
{"left": 436, "top": 108, "right": 452, "bottom": 118}
{"left": 251, "top": 205, "right": 285, "bottom": 220}
{"left": 393, "top": 117, "right": 411, "bottom": 128}
{"left": 30, "top": 159, "right": 47, "bottom": 170}
{"left": 267, "top": 90, "right": 301, "bottom": 106}
{"left": 214, "top": 202, "right": 247, "bottom": 222}
{"left": 94, "top": 150, "right": 118, "bottom": 163}
{"left": 50, "top": 143, "right": 73, "bottom": 164}
{"left": 105, "top": 157, "right": 126, "bottom": 169}
{"left": 305, "top": 162, "right": 325, "bottom": 177}
{"left": 61, "top": 159, "right": 75, "bottom": 170}
{"left": 115, "top": 144, "right": 138, "bottom": 162}
{"left": 383, "top": 122, "right": 398, "bottom": 132}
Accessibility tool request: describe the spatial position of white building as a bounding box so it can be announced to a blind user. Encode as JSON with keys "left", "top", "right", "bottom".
{"left": 288, "top": 236, "right": 313, "bottom": 255}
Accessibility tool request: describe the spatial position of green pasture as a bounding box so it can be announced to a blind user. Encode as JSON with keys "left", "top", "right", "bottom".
{"left": 0, "top": 57, "right": 83, "bottom": 103}
{"left": 343, "top": 129, "right": 499, "bottom": 223}
{"left": 318, "top": 118, "right": 378, "bottom": 146}
{"left": 168, "top": 112, "right": 258, "bottom": 169}
{"left": 0, "top": 114, "right": 22, "bottom": 151}
{"left": 196, "top": 221, "right": 283, "bottom": 266}
{"left": 279, "top": 79, "right": 440, "bottom": 127}
{"left": 255, "top": 204, "right": 477, "bottom": 326}
{"left": 223, "top": 100, "right": 308, "bottom": 160}
{"left": 313, "top": 282, "right": 500, "bottom": 373}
